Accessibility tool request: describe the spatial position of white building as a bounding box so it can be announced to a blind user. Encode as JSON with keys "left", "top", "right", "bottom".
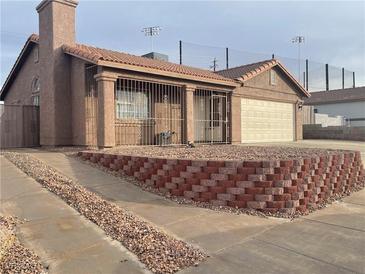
{"left": 304, "top": 86, "right": 365, "bottom": 127}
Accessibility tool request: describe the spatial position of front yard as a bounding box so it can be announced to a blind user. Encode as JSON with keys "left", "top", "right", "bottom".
{"left": 1, "top": 140, "right": 365, "bottom": 274}
{"left": 102, "top": 144, "right": 345, "bottom": 161}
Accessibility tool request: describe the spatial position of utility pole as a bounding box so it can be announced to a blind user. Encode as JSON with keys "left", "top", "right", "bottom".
{"left": 291, "top": 36, "right": 305, "bottom": 82}
{"left": 210, "top": 57, "right": 218, "bottom": 72}
{"left": 141, "top": 26, "right": 161, "bottom": 52}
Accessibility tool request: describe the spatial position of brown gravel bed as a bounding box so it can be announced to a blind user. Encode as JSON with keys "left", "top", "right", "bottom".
{"left": 4, "top": 152, "right": 206, "bottom": 274}
{"left": 0, "top": 216, "right": 46, "bottom": 274}
{"left": 71, "top": 153, "right": 365, "bottom": 219}
{"left": 103, "top": 145, "right": 346, "bottom": 161}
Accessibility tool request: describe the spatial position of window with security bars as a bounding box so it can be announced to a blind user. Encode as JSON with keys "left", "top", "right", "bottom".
{"left": 114, "top": 78, "right": 185, "bottom": 146}
{"left": 115, "top": 89, "right": 148, "bottom": 119}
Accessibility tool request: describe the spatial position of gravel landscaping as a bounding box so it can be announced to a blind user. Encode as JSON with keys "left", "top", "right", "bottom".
{"left": 0, "top": 216, "right": 46, "bottom": 274}
{"left": 103, "top": 145, "right": 346, "bottom": 161}
{"left": 3, "top": 152, "right": 206, "bottom": 274}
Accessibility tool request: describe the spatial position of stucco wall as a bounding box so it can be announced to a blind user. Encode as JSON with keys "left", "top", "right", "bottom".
{"left": 315, "top": 113, "right": 346, "bottom": 127}
{"left": 313, "top": 101, "right": 365, "bottom": 126}
{"left": 238, "top": 67, "right": 302, "bottom": 103}
{"left": 38, "top": 0, "right": 75, "bottom": 146}
{"left": 4, "top": 45, "right": 40, "bottom": 105}
{"left": 71, "top": 58, "right": 87, "bottom": 145}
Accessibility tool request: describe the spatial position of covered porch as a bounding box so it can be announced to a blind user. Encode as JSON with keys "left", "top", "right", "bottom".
{"left": 88, "top": 71, "right": 233, "bottom": 147}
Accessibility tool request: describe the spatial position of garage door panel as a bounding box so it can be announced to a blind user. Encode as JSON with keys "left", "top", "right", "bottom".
{"left": 241, "top": 98, "right": 294, "bottom": 143}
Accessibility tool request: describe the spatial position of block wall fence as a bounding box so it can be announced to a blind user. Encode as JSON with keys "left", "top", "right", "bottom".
{"left": 78, "top": 151, "right": 364, "bottom": 213}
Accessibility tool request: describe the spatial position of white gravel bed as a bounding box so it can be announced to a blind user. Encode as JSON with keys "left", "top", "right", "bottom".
{"left": 4, "top": 152, "right": 206, "bottom": 274}
{"left": 102, "top": 145, "right": 346, "bottom": 161}
{"left": 0, "top": 216, "right": 46, "bottom": 274}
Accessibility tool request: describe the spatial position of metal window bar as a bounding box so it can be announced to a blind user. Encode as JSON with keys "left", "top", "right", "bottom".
{"left": 85, "top": 65, "right": 98, "bottom": 147}
{"left": 115, "top": 78, "right": 185, "bottom": 146}
{"left": 194, "top": 89, "right": 230, "bottom": 144}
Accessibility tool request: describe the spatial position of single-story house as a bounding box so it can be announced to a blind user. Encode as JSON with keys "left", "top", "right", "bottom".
{"left": 304, "top": 87, "right": 365, "bottom": 127}
{"left": 0, "top": 0, "right": 309, "bottom": 148}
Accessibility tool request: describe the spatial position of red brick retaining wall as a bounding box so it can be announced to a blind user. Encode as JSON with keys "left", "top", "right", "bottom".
{"left": 78, "top": 151, "right": 364, "bottom": 213}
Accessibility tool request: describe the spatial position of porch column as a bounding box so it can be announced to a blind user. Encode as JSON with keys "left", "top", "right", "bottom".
{"left": 184, "top": 85, "right": 195, "bottom": 143}
{"left": 94, "top": 73, "right": 117, "bottom": 148}
{"left": 295, "top": 101, "right": 303, "bottom": 141}
{"left": 231, "top": 94, "right": 242, "bottom": 144}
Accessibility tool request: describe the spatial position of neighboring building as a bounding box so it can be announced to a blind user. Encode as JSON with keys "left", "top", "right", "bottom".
{"left": 0, "top": 0, "right": 309, "bottom": 147}
{"left": 304, "top": 87, "right": 365, "bottom": 127}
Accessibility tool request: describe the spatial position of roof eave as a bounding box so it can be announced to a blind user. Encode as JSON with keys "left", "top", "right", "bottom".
{"left": 0, "top": 38, "right": 38, "bottom": 101}
{"left": 97, "top": 60, "right": 239, "bottom": 87}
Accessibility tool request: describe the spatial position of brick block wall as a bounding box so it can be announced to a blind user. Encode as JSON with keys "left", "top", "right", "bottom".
{"left": 78, "top": 151, "right": 364, "bottom": 213}
{"left": 303, "top": 125, "right": 365, "bottom": 141}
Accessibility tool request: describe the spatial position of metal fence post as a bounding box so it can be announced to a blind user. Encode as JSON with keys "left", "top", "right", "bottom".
{"left": 342, "top": 68, "right": 345, "bottom": 89}
{"left": 303, "top": 72, "right": 306, "bottom": 88}
{"left": 353, "top": 72, "right": 355, "bottom": 88}
{"left": 305, "top": 59, "right": 308, "bottom": 91}
{"left": 179, "top": 40, "right": 182, "bottom": 65}
{"left": 226, "top": 47, "right": 229, "bottom": 70}
{"left": 325, "top": 64, "right": 329, "bottom": 91}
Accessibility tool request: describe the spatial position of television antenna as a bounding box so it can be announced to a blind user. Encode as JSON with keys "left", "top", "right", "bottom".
{"left": 142, "top": 26, "right": 161, "bottom": 52}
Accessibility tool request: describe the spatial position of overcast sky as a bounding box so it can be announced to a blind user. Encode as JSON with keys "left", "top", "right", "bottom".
{"left": 1, "top": 0, "right": 364, "bottom": 90}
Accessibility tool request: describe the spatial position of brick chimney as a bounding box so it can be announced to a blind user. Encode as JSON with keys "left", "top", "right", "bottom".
{"left": 36, "top": 0, "right": 78, "bottom": 146}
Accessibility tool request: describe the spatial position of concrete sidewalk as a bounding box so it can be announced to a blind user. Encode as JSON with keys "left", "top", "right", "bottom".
{"left": 29, "top": 148, "right": 365, "bottom": 274}
{"left": 0, "top": 156, "right": 148, "bottom": 274}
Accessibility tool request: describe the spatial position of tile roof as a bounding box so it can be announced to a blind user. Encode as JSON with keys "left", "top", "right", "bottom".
{"left": 216, "top": 59, "right": 310, "bottom": 97}
{"left": 29, "top": 33, "right": 39, "bottom": 43}
{"left": 304, "top": 86, "right": 365, "bottom": 105}
{"left": 216, "top": 59, "right": 277, "bottom": 80}
{"left": 1, "top": 34, "right": 311, "bottom": 100}
{"left": 62, "top": 43, "right": 234, "bottom": 83}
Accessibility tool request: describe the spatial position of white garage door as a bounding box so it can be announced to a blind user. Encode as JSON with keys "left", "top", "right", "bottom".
{"left": 241, "top": 98, "right": 294, "bottom": 143}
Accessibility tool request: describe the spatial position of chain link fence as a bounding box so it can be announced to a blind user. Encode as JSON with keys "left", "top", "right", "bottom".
{"left": 179, "top": 41, "right": 356, "bottom": 92}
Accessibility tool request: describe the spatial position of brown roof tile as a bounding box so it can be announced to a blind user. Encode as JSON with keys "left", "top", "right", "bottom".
{"left": 216, "top": 59, "right": 277, "bottom": 80}
{"left": 29, "top": 33, "right": 39, "bottom": 43}
{"left": 216, "top": 59, "right": 310, "bottom": 97}
{"left": 62, "top": 43, "right": 234, "bottom": 83}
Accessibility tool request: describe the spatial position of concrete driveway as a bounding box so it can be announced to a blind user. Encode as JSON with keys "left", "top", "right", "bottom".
{"left": 2, "top": 139, "right": 365, "bottom": 274}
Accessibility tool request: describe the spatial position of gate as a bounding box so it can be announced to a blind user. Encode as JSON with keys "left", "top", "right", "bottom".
{"left": 194, "top": 89, "right": 230, "bottom": 143}
{"left": 0, "top": 105, "right": 40, "bottom": 148}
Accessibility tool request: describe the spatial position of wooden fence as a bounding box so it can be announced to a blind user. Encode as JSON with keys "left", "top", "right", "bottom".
{"left": 0, "top": 105, "right": 40, "bottom": 148}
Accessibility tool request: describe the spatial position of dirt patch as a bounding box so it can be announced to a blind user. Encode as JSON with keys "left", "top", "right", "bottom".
{"left": 102, "top": 145, "right": 346, "bottom": 161}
